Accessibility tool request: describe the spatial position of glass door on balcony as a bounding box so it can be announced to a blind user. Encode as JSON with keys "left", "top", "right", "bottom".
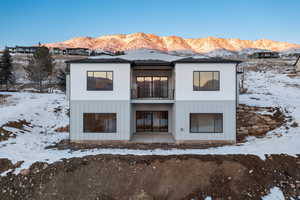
{"left": 136, "top": 111, "right": 168, "bottom": 132}
{"left": 136, "top": 76, "right": 168, "bottom": 98}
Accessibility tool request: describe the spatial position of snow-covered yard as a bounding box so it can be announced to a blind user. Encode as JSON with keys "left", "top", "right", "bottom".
{"left": 0, "top": 69, "right": 300, "bottom": 175}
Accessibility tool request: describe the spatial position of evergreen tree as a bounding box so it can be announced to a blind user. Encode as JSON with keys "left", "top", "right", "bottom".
{"left": 0, "top": 47, "right": 15, "bottom": 90}
{"left": 24, "top": 46, "right": 55, "bottom": 92}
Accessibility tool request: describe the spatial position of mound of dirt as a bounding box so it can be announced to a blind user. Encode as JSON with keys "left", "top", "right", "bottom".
{"left": 0, "top": 155, "right": 299, "bottom": 200}
{"left": 0, "top": 94, "right": 11, "bottom": 105}
{"left": 0, "top": 120, "right": 31, "bottom": 141}
{"left": 0, "top": 159, "right": 13, "bottom": 174}
{"left": 237, "top": 104, "right": 287, "bottom": 142}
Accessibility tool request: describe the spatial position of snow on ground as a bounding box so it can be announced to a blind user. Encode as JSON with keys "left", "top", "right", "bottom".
{"left": 261, "top": 187, "right": 285, "bottom": 200}
{"left": 0, "top": 67, "right": 300, "bottom": 174}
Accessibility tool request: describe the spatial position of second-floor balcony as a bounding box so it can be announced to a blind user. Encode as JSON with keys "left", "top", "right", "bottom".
{"left": 131, "top": 70, "right": 174, "bottom": 101}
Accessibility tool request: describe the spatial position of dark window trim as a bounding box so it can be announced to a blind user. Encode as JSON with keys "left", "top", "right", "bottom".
{"left": 86, "top": 71, "right": 114, "bottom": 91}
{"left": 193, "top": 71, "right": 220, "bottom": 91}
{"left": 83, "top": 113, "right": 117, "bottom": 133}
{"left": 189, "top": 113, "right": 223, "bottom": 133}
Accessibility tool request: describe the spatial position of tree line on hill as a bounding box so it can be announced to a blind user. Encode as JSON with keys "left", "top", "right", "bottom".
{"left": 0, "top": 46, "right": 68, "bottom": 92}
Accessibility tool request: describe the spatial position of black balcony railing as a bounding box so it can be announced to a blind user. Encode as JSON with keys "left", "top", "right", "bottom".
{"left": 131, "top": 88, "right": 174, "bottom": 99}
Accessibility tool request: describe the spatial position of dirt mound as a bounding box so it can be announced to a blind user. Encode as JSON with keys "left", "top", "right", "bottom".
{"left": 0, "top": 155, "right": 299, "bottom": 200}
{"left": 237, "top": 104, "right": 287, "bottom": 142}
{"left": 0, "top": 94, "right": 11, "bottom": 105}
{"left": 0, "top": 120, "right": 31, "bottom": 141}
{"left": 47, "top": 139, "right": 225, "bottom": 150}
{"left": 0, "top": 159, "right": 13, "bottom": 174}
{"left": 54, "top": 125, "right": 69, "bottom": 132}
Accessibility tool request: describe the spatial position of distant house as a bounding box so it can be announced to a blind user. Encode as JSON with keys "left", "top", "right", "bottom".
{"left": 7, "top": 47, "right": 16, "bottom": 53}
{"left": 15, "top": 46, "right": 39, "bottom": 54}
{"left": 7, "top": 46, "right": 39, "bottom": 54}
{"left": 66, "top": 48, "right": 90, "bottom": 56}
{"left": 249, "top": 51, "right": 279, "bottom": 59}
{"left": 295, "top": 56, "right": 300, "bottom": 75}
{"left": 50, "top": 47, "right": 64, "bottom": 55}
{"left": 287, "top": 53, "right": 300, "bottom": 58}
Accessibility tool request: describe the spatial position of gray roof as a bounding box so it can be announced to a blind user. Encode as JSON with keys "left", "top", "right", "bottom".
{"left": 173, "top": 57, "right": 242, "bottom": 64}
{"left": 66, "top": 57, "right": 242, "bottom": 65}
{"left": 65, "top": 58, "right": 131, "bottom": 63}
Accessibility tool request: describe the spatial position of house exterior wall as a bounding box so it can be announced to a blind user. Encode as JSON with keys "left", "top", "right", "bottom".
{"left": 70, "top": 100, "right": 131, "bottom": 141}
{"left": 174, "top": 63, "right": 237, "bottom": 142}
{"left": 70, "top": 63, "right": 131, "bottom": 101}
{"left": 66, "top": 74, "right": 70, "bottom": 101}
{"left": 175, "top": 63, "right": 236, "bottom": 101}
{"left": 174, "top": 100, "right": 236, "bottom": 142}
{"left": 296, "top": 59, "right": 300, "bottom": 73}
{"left": 69, "top": 61, "right": 237, "bottom": 143}
{"left": 69, "top": 63, "right": 131, "bottom": 142}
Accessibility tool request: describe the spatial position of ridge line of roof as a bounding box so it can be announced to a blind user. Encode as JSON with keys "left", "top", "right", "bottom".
{"left": 65, "top": 56, "right": 242, "bottom": 64}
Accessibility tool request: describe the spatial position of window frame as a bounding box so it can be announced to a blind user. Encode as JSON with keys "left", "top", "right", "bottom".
{"left": 83, "top": 113, "right": 117, "bottom": 133}
{"left": 193, "top": 71, "right": 220, "bottom": 91}
{"left": 86, "top": 71, "right": 114, "bottom": 91}
{"left": 136, "top": 76, "right": 169, "bottom": 98}
{"left": 189, "top": 113, "right": 223, "bottom": 133}
{"left": 136, "top": 111, "right": 168, "bottom": 132}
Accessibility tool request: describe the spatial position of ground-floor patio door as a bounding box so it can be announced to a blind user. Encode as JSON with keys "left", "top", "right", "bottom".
{"left": 136, "top": 111, "right": 168, "bottom": 132}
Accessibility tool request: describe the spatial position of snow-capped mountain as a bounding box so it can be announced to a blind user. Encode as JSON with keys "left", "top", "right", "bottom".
{"left": 45, "top": 32, "right": 300, "bottom": 54}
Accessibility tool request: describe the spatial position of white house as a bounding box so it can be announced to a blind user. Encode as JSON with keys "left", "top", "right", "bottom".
{"left": 66, "top": 56, "right": 241, "bottom": 144}
{"left": 295, "top": 56, "right": 300, "bottom": 75}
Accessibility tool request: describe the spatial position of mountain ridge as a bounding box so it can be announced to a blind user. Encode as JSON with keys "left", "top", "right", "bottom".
{"left": 45, "top": 33, "right": 300, "bottom": 53}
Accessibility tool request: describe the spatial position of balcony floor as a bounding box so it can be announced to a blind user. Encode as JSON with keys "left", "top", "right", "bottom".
{"left": 131, "top": 99, "right": 175, "bottom": 104}
{"left": 131, "top": 133, "right": 175, "bottom": 143}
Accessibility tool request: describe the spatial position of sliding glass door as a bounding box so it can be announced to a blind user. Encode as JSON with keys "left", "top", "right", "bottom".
{"left": 136, "top": 76, "right": 168, "bottom": 98}
{"left": 136, "top": 111, "right": 168, "bottom": 132}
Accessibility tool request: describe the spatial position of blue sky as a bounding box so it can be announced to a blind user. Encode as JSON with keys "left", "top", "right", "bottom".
{"left": 1, "top": 0, "right": 300, "bottom": 49}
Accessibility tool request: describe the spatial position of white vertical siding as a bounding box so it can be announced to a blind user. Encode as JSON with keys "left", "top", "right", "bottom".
{"left": 297, "top": 59, "right": 300, "bottom": 72}
{"left": 70, "top": 100, "right": 131, "bottom": 141}
{"left": 175, "top": 100, "right": 236, "bottom": 142}
{"left": 175, "top": 63, "right": 236, "bottom": 101}
{"left": 66, "top": 74, "right": 70, "bottom": 101}
{"left": 70, "top": 63, "right": 131, "bottom": 101}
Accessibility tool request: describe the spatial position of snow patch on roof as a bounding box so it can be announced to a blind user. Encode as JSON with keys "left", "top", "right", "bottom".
{"left": 90, "top": 49, "right": 187, "bottom": 62}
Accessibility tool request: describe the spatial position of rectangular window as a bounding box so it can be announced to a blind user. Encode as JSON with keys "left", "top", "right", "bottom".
{"left": 83, "top": 113, "right": 116, "bottom": 133}
{"left": 193, "top": 71, "right": 220, "bottom": 91}
{"left": 87, "top": 71, "right": 113, "bottom": 90}
{"left": 190, "top": 113, "right": 223, "bottom": 133}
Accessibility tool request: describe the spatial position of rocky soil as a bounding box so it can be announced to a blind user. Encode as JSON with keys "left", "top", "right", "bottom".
{"left": 0, "top": 154, "right": 299, "bottom": 200}
{"left": 237, "top": 104, "right": 289, "bottom": 142}
{"left": 0, "top": 120, "right": 31, "bottom": 141}
{"left": 0, "top": 94, "right": 11, "bottom": 105}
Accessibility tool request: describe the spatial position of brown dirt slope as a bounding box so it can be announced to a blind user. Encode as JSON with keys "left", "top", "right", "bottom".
{"left": 0, "top": 155, "right": 299, "bottom": 200}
